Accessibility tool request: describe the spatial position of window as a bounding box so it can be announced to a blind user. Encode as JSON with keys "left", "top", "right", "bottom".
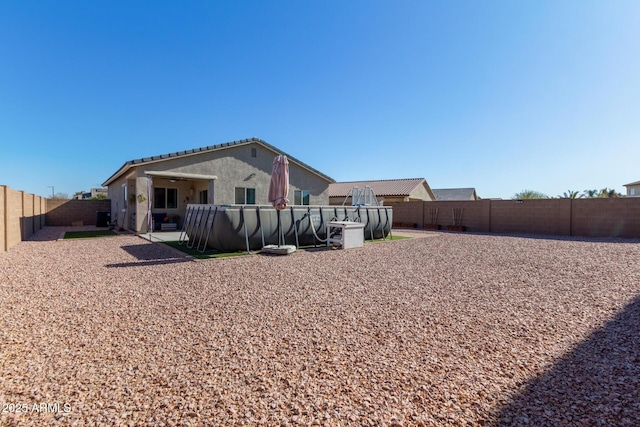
{"left": 631, "top": 188, "right": 636, "bottom": 196}
{"left": 294, "top": 190, "right": 310, "bottom": 205}
{"left": 199, "top": 190, "right": 208, "bottom": 204}
{"left": 251, "top": 147, "right": 257, "bottom": 158}
{"left": 235, "top": 187, "right": 255, "bottom": 204}
{"left": 154, "top": 187, "right": 178, "bottom": 209}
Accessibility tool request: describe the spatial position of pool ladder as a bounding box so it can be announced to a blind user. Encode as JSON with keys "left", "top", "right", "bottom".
{"left": 179, "top": 205, "right": 219, "bottom": 253}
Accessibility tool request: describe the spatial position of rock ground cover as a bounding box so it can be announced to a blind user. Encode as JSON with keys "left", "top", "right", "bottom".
{"left": 1, "top": 227, "right": 639, "bottom": 426}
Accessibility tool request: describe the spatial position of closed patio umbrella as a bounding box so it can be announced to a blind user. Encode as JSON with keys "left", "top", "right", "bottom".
{"left": 268, "top": 155, "right": 289, "bottom": 246}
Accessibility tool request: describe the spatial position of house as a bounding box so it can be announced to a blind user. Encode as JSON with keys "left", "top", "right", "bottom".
{"left": 76, "top": 187, "right": 108, "bottom": 200}
{"left": 432, "top": 188, "right": 479, "bottom": 201}
{"left": 102, "top": 137, "right": 334, "bottom": 233}
{"left": 328, "top": 178, "right": 436, "bottom": 205}
{"left": 623, "top": 181, "right": 640, "bottom": 197}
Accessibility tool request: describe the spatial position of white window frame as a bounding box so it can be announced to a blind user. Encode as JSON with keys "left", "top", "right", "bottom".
{"left": 294, "top": 190, "right": 310, "bottom": 205}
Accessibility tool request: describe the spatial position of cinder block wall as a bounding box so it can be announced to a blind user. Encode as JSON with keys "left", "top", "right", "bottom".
{"left": 1, "top": 185, "right": 113, "bottom": 252}
{"left": 45, "top": 199, "right": 112, "bottom": 226}
{"left": 389, "top": 201, "right": 423, "bottom": 227}
{"left": 392, "top": 198, "right": 640, "bottom": 239}
{"left": 0, "top": 185, "right": 47, "bottom": 252}
{"left": 6, "top": 187, "right": 24, "bottom": 250}
{"left": 423, "top": 200, "right": 491, "bottom": 231}
{"left": 22, "top": 192, "right": 34, "bottom": 240}
{"left": 491, "top": 199, "right": 571, "bottom": 236}
{"left": 0, "top": 186, "right": 5, "bottom": 251}
{"left": 572, "top": 198, "right": 640, "bottom": 238}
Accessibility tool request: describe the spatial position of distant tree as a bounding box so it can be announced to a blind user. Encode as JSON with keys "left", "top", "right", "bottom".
{"left": 583, "top": 188, "right": 623, "bottom": 198}
{"left": 87, "top": 194, "right": 108, "bottom": 200}
{"left": 598, "top": 188, "right": 622, "bottom": 198}
{"left": 558, "top": 190, "right": 583, "bottom": 199}
{"left": 583, "top": 189, "right": 599, "bottom": 198}
{"left": 50, "top": 192, "right": 70, "bottom": 200}
{"left": 512, "top": 190, "right": 548, "bottom": 199}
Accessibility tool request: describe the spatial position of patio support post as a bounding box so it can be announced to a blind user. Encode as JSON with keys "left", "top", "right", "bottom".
{"left": 147, "top": 176, "right": 153, "bottom": 233}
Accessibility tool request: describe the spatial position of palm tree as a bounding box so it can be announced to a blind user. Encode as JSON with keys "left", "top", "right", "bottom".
{"left": 583, "top": 189, "right": 599, "bottom": 198}
{"left": 583, "top": 188, "right": 622, "bottom": 198}
{"left": 598, "top": 188, "right": 622, "bottom": 198}
{"left": 559, "top": 190, "right": 582, "bottom": 199}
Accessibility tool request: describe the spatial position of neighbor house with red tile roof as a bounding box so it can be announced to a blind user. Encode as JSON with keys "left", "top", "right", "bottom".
{"left": 328, "top": 178, "right": 435, "bottom": 205}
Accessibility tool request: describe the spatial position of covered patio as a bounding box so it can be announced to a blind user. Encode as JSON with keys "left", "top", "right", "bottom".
{"left": 125, "top": 171, "right": 217, "bottom": 233}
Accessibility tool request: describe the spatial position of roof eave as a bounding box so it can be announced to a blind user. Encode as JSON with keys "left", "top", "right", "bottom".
{"left": 102, "top": 162, "right": 133, "bottom": 187}
{"left": 103, "top": 137, "right": 335, "bottom": 187}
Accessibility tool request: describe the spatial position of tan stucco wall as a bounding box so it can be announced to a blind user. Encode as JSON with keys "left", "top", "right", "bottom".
{"left": 332, "top": 196, "right": 405, "bottom": 205}
{"left": 107, "top": 142, "right": 331, "bottom": 232}
{"left": 408, "top": 184, "right": 434, "bottom": 201}
{"left": 106, "top": 174, "right": 132, "bottom": 230}
{"left": 626, "top": 184, "right": 640, "bottom": 197}
{"left": 384, "top": 196, "right": 410, "bottom": 204}
{"left": 330, "top": 195, "right": 414, "bottom": 205}
{"left": 133, "top": 143, "right": 329, "bottom": 205}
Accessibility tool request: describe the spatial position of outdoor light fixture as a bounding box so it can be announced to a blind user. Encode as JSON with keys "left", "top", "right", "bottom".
{"left": 516, "top": 199, "right": 524, "bottom": 204}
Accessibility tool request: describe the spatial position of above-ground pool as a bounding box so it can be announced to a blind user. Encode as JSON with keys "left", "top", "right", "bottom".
{"left": 178, "top": 204, "right": 393, "bottom": 252}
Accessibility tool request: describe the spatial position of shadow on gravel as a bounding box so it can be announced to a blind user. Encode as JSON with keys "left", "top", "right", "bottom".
{"left": 499, "top": 233, "right": 640, "bottom": 244}
{"left": 25, "top": 227, "right": 67, "bottom": 242}
{"left": 105, "top": 259, "right": 189, "bottom": 268}
{"left": 104, "top": 244, "right": 190, "bottom": 268}
{"left": 438, "top": 230, "right": 640, "bottom": 244}
{"left": 494, "top": 295, "right": 640, "bottom": 426}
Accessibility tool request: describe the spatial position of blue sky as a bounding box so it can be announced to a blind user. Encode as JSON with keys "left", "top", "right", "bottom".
{"left": 1, "top": 1, "right": 638, "bottom": 199}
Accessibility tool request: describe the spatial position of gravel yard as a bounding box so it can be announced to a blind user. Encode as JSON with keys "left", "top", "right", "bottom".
{"left": 1, "top": 227, "right": 639, "bottom": 426}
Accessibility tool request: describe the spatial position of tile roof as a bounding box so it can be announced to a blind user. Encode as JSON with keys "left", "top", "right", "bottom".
{"left": 103, "top": 137, "right": 334, "bottom": 186}
{"left": 432, "top": 188, "right": 478, "bottom": 201}
{"left": 329, "top": 178, "right": 428, "bottom": 198}
{"left": 624, "top": 180, "right": 640, "bottom": 186}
